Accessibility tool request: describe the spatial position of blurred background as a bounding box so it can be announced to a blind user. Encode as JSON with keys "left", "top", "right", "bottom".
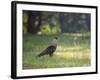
{"left": 22, "top": 10, "right": 91, "bottom": 69}
{"left": 23, "top": 10, "right": 90, "bottom": 35}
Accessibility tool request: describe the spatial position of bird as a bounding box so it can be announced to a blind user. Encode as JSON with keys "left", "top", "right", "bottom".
{"left": 36, "top": 37, "right": 58, "bottom": 57}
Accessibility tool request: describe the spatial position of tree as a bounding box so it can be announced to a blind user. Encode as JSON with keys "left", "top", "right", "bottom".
{"left": 27, "top": 11, "right": 42, "bottom": 34}
{"left": 59, "top": 13, "right": 66, "bottom": 33}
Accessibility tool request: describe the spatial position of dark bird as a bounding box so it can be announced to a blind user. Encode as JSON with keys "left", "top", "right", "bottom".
{"left": 36, "top": 37, "right": 58, "bottom": 57}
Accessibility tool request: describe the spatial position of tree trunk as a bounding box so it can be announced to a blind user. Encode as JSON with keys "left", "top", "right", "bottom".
{"left": 59, "top": 13, "right": 66, "bottom": 33}
{"left": 27, "top": 11, "right": 42, "bottom": 34}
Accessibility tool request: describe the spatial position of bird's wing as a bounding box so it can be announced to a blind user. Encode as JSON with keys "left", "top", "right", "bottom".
{"left": 46, "top": 45, "right": 56, "bottom": 54}
{"left": 37, "top": 45, "right": 56, "bottom": 57}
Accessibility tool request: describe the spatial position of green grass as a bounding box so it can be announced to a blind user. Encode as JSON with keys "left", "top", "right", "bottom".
{"left": 23, "top": 33, "right": 91, "bottom": 69}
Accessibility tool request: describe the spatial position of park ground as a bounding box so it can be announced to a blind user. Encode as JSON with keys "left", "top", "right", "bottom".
{"left": 23, "top": 33, "right": 91, "bottom": 69}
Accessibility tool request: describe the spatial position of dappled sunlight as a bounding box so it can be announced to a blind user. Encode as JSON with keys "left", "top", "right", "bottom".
{"left": 63, "top": 32, "right": 90, "bottom": 37}
{"left": 55, "top": 51, "right": 89, "bottom": 60}
{"left": 55, "top": 45, "right": 90, "bottom": 63}
{"left": 57, "top": 45, "right": 89, "bottom": 52}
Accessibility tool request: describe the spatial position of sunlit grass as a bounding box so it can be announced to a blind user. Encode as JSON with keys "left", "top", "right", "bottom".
{"left": 23, "top": 33, "right": 91, "bottom": 69}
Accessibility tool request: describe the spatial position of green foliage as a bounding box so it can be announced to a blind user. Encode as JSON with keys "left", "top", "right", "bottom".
{"left": 23, "top": 11, "right": 28, "bottom": 34}
{"left": 40, "top": 25, "right": 51, "bottom": 35}
{"left": 23, "top": 33, "right": 90, "bottom": 69}
{"left": 40, "top": 25, "right": 61, "bottom": 35}
{"left": 23, "top": 11, "right": 28, "bottom": 23}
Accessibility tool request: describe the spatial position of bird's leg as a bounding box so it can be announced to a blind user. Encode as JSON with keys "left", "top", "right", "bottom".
{"left": 49, "top": 53, "right": 53, "bottom": 57}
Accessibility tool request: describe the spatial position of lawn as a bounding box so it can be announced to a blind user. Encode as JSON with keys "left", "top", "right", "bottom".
{"left": 23, "top": 33, "right": 91, "bottom": 69}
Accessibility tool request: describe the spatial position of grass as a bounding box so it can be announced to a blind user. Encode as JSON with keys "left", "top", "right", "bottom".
{"left": 23, "top": 33, "right": 91, "bottom": 69}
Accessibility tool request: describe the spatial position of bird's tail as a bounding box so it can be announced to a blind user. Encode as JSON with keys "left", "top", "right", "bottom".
{"left": 36, "top": 54, "right": 41, "bottom": 58}
{"left": 36, "top": 52, "right": 46, "bottom": 58}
